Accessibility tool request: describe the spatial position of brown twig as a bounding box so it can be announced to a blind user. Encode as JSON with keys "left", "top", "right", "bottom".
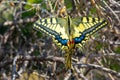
{"left": 0, "top": 17, "right": 38, "bottom": 27}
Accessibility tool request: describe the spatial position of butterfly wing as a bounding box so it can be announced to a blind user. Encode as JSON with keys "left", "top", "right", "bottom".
{"left": 34, "top": 17, "right": 69, "bottom": 46}
{"left": 72, "top": 17, "right": 108, "bottom": 45}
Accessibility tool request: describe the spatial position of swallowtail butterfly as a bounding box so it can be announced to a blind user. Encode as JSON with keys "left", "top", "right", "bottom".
{"left": 33, "top": 16, "right": 108, "bottom": 69}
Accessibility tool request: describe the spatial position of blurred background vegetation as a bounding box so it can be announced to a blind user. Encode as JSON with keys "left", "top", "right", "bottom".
{"left": 0, "top": 0, "right": 120, "bottom": 80}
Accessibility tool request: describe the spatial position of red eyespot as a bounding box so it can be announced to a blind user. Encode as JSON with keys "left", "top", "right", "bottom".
{"left": 68, "top": 41, "right": 71, "bottom": 45}
{"left": 68, "top": 40, "right": 74, "bottom": 45}
{"left": 71, "top": 40, "right": 74, "bottom": 44}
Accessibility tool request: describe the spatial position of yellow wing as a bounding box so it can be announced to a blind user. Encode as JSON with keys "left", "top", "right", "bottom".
{"left": 71, "top": 17, "right": 108, "bottom": 45}
{"left": 34, "top": 17, "right": 70, "bottom": 46}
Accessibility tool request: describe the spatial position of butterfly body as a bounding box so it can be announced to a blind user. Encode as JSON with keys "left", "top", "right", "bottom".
{"left": 34, "top": 16, "right": 108, "bottom": 69}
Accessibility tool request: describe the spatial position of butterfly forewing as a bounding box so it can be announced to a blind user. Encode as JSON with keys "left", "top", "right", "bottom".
{"left": 34, "top": 17, "right": 69, "bottom": 38}
{"left": 73, "top": 17, "right": 107, "bottom": 36}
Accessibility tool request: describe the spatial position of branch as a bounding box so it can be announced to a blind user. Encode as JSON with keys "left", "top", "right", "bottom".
{"left": 0, "top": 55, "right": 64, "bottom": 68}
{"left": 0, "top": 17, "right": 38, "bottom": 27}
{"left": 75, "top": 63, "right": 120, "bottom": 78}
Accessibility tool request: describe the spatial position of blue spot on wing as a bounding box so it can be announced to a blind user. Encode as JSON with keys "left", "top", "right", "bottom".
{"left": 74, "top": 35, "right": 85, "bottom": 44}
{"left": 55, "top": 35, "right": 68, "bottom": 46}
